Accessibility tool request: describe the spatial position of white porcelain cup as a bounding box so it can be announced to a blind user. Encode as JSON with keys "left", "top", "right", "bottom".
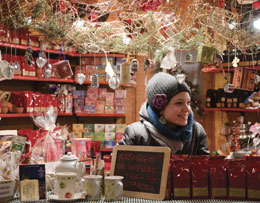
{"left": 104, "top": 176, "right": 124, "bottom": 201}
{"left": 56, "top": 172, "right": 77, "bottom": 200}
{"left": 84, "top": 175, "right": 103, "bottom": 200}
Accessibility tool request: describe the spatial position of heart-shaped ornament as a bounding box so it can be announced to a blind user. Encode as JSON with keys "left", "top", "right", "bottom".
{"left": 76, "top": 73, "right": 86, "bottom": 85}
{"left": 176, "top": 74, "right": 186, "bottom": 84}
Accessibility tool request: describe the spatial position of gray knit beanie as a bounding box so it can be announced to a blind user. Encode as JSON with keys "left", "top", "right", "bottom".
{"left": 146, "top": 72, "right": 191, "bottom": 114}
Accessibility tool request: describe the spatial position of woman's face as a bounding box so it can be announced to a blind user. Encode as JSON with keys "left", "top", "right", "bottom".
{"left": 161, "top": 91, "right": 192, "bottom": 126}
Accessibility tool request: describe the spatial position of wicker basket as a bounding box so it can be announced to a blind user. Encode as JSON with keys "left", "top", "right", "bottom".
{"left": 0, "top": 179, "right": 18, "bottom": 202}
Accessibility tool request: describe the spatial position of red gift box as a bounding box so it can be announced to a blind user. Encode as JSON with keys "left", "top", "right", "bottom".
{"left": 52, "top": 60, "right": 73, "bottom": 79}
{"left": 172, "top": 155, "right": 191, "bottom": 200}
{"left": 23, "top": 91, "right": 34, "bottom": 113}
{"left": 209, "top": 156, "right": 228, "bottom": 199}
{"left": 49, "top": 94, "right": 58, "bottom": 112}
{"left": 228, "top": 159, "right": 246, "bottom": 200}
{"left": 191, "top": 155, "right": 209, "bottom": 199}
{"left": 246, "top": 156, "right": 260, "bottom": 200}
{"left": 32, "top": 92, "right": 41, "bottom": 113}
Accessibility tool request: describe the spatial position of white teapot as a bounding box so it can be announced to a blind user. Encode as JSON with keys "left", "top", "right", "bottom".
{"left": 55, "top": 152, "right": 85, "bottom": 181}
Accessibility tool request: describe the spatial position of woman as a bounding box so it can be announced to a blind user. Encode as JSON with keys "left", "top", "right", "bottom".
{"left": 118, "top": 72, "right": 209, "bottom": 155}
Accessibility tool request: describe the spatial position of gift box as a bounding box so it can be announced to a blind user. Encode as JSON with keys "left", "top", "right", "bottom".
{"left": 172, "top": 156, "right": 191, "bottom": 199}
{"left": 246, "top": 156, "right": 260, "bottom": 200}
{"left": 115, "top": 132, "right": 124, "bottom": 141}
{"left": 94, "top": 132, "right": 105, "bottom": 141}
{"left": 52, "top": 60, "right": 73, "bottom": 79}
{"left": 72, "top": 123, "right": 84, "bottom": 133}
{"left": 83, "top": 132, "right": 94, "bottom": 140}
{"left": 94, "top": 124, "right": 105, "bottom": 132}
{"left": 209, "top": 156, "right": 228, "bottom": 199}
{"left": 105, "top": 132, "right": 115, "bottom": 141}
{"left": 98, "top": 88, "right": 107, "bottom": 100}
{"left": 116, "top": 124, "right": 126, "bottom": 133}
{"left": 190, "top": 155, "right": 209, "bottom": 199}
{"left": 71, "top": 138, "right": 90, "bottom": 159}
{"left": 228, "top": 159, "right": 246, "bottom": 200}
{"left": 19, "top": 164, "right": 46, "bottom": 200}
{"left": 105, "top": 124, "right": 116, "bottom": 132}
{"left": 23, "top": 91, "right": 34, "bottom": 113}
{"left": 104, "top": 140, "right": 116, "bottom": 149}
{"left": 96, "top": 100, "right": 105, "bottom": 113}
{"left": 105, "top": 105, "right": 115, "bottom": 114}
{"left": 115, "top": 90, "right": 126, "bottom": 98}
{"left": 83, "top": 124, "right": 94, "bottom": 133}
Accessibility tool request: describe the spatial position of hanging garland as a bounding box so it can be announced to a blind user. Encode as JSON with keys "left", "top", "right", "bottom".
{"left": 1, "top": 0, "right": 260, "bottom": 61}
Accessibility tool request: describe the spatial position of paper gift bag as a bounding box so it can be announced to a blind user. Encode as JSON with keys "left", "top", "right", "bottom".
{"left": 52, "top": 60, "right": 73, "bottom": 79}
{"left": 197, "top": 45, "right": 216, "bottom": 64}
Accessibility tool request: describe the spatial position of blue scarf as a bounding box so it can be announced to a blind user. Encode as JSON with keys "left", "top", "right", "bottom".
{"left": 147, "top": 105, "right": 193, "bottom": 142}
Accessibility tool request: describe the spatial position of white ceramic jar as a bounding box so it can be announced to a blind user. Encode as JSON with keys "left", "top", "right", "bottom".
{"left": 84, "top": 175, "right": 103, "bottom": 200}
{"left": 104, "top": 176, "right": 124, "bottom": 201}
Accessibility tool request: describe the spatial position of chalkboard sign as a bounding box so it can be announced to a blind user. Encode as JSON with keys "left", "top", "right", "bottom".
{"left": 110, "top": 145, "right": 171, "bottom": 200}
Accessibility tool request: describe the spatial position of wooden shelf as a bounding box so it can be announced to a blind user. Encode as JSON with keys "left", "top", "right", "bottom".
{"left": 75, "top": 113, "right": 125, "bottom": 117}
{"left": 13, "top": 76, "right": 74, "bottom": 83}
{"left": 0, "top": 113, "right": 31, "bottom": 117}
{"left": 13, "top": 76, "right": 111, "bottom": 85}
{"left": 0, "top": 112, "right": 73, "bottom": 118}
{"left": 100, "top": 148, "right": 113, "bottom": 152}
{"left": 75, "top": 80, "right": 109, "bottom": 85}
{"left": 0, "top": 42, "right": 125, "bottom": 57}
{"left": 203, "top": 66, "right": 260, "bottom": 73}
{"left": 204, "top": 108, "right": 260, "bottom": 112}
{"left": 0, "top": 112, "right": 126, "bottom": 118}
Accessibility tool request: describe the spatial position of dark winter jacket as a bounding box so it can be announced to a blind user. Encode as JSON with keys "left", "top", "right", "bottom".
{"left": 118, "top": 102, "right": 209, "bottom": 155}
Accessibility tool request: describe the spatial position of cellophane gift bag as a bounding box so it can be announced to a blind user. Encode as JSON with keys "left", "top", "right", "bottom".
{"left": 209, "top": 156, "right": 228, "bottom": 199}
{"left": 228, "top": 159, "right": 246, "bottom": 200}
{"left": 172, "top": 155, "right": 191, "bottom": 200}
{"left": 246, "top": 156, "right": 260, "bottom": 200}
{"left": 30, "top": 107, "right": 63, "bottom": 163}
{"left": 190, "top": 155, "right": 209, "bottom": 199}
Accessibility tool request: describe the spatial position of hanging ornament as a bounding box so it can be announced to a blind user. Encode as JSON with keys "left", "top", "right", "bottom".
{"left": 224, "top": 83, "right": 235, "bottom": 93}
{"left": 76, "top": 73, "right": 86, "bottom": 85}
{"left": 108, "top": 75, "right": 120, "bottom": 89}
{"left": 105, "top": 54, "right": 120, "bottom": 89}
{"left": 25, "top": 47, "right": 34, "bottom": 67}
{"left": 0, "top": 64, "right": 14, "bottom": 80}
{"left": 36, "top": 51, "right": 47, "bottom": 68}
{"left": 9, "top": 62, "right": 20, "bottom": 73}
{"left": 144, "top": 58, "right": 151, "bottom": 86}
{"left": 175, "top": 74, "right": 186, "bottom": 84}
{"left": 105, "top": 59, "right": 115, "bottom": 77}
{"left": 45, "top": 64, "right": 52, "bottom": 78}
{"left": 0, "top": 51, "right": 13, "bottom": 80}
{"left": 91, "top": 67, "right": 99, "bottom": 88}
{"left": 160, "top": 47, "right": 177, "bottom": 69}
{"left": 184, "top": 53, "right": 195, "bottom": 64}
{"left": 255, "top": 75, "right": 260, "bottom": 84}
{"left": 130, "top": 59, "right": 139, "bottom": 73}
{"left": 232, "top": 56, "right": 240, "bottom": 68}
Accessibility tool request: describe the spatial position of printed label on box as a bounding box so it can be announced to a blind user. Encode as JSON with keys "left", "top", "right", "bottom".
{"left": 94, "top": 124, "right": 105, "bottom": 132}
{"left": 105, "top": 124, "right": 116, "bottom": 132}
{"left": 105, "top": 132, "right": 115, "bottom": 141}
